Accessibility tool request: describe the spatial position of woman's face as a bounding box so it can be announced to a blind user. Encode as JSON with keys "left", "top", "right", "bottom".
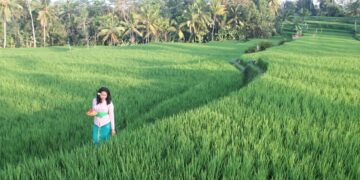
{"left": 99, "top": 91, "right": 108, "bottom": 101}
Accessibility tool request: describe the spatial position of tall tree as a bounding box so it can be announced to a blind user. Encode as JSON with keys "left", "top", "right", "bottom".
{"left": 158, "top": 17, "right": 176, "bottom": 41}
{"left": 0, "top": 0, "right": 22, "bottom": 48}
{"left": 37, "top": 4, "right": 51, "bottom": 47}
{"left": 64, "top": 0, "right": 76, "bottom": 44}
{"left": 227, "top": 4, "right": 242, "bottom": 28}
{"left": 120, "top": 12, "right": 143, "bottom": 44}
{"left": 77, "top": 3, "right": 90, "bottom": 47}
{"left": 346, "top": 0, "right": 360, "bottom": 32}
{"left": 171, "top": 19, "right": 186, "bottom": 41}
{"left": 184, "top": 0, "right": 211, "bottom": 42}
{"left": 267, "top": 0, "right": 280, "bottom": 15}
{"left": 140, "top": 1, "right": 161, "bottom": 43}
{"left": 115, "top": 0, "right": 129, "bottom": 21}
{"left": 98, "top": 13, "right": 124, "bottom": 46}
{"left": 209, "top": 0, "right": 226, "bottom": 41}
{"left": 26, "top": 0, "right": 37, "bottom": 47}
{"left": 347, "top": 0, "right": 360, "bottom": 16}
{"left": 226, "top": 4, "right": 245, "bottom": 40}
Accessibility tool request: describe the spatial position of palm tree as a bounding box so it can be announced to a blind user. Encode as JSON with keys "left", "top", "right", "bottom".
{"left": 268, "top": 0, "right": 280, "bottom": 15}
{"left": 0, "top": 0, "right": 22, "bottom": 48}
{"left": 347, "top": 0, "right": 360, "bottom": 17}
{"left": 209, "top": 0, "right": 226, "bottom": 41}
{"left": 115, "top": 0, "right": 129, "bottom": 21}
{"left": 158, "top": 18, "right": 176, "bottom": 42}
{"left": 98, "top": 26, "right": 124, "bottom": 46}
{"left": 77, "top": 4, "right": 90, "bottom": 47}
{"left": 227, "top": 4, "right": 243, "bottom": 28}
{"left": 120, "top": 12, "right": 143, "bottom": 44}
{"left": 37, "top": 5, "right": 51, "bottom": 47}
{"left": 98, "top": 13, "right": 124, "bottom": 46}
{"left": 171, "top": 19, "right": 186, "bottom": 42}
{"left": 185, "top": 0, "right": 211, "bottom": 42}
{"left": 226, "top": 3, "right": 245, "bottom": 39}
{"left": 25, "top": 0, "right": 37, "bottom": 47}
{"left": 140, "top": 4, "right": 160, "bottom": 43}
{"left": 350, "top": 1, "right": 360, "bottom": 32}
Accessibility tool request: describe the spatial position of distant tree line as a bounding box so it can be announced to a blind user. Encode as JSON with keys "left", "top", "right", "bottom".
{"left": 279, "top": 0, "right": 360, "bottom": 19}
{"left": 0, "top": 0, "right": 358, "bottom": 48}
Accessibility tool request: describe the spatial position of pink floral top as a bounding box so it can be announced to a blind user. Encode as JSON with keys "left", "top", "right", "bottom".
{"left": 92, "top": 98, "right": 115, "bottom": 129}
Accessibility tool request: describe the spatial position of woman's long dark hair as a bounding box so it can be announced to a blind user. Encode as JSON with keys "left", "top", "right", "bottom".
{"left": 96, "top": 87, "right": 112, "bottom": 105}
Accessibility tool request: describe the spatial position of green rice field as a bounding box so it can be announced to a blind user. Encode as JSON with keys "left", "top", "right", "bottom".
{"left": 0, "top": 17, "right": 359, "bottom": 179}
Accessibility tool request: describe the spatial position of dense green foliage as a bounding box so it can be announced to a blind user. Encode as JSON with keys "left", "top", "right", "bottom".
{"left": 0, "top": 0, "right": 280, "bottom": 48}
{"left": 1, "top": 0, "right": 359, "bottom": 48}
{"left": 244, "top": 41, "right": 274, "bottom": 53}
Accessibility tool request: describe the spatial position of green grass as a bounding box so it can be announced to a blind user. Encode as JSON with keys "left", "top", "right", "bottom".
{"left": 355, "top": 32, "right": 360, "bottom": 40}
{"left": 282, "top": 16, "right": 358, "bottom": 36}
{"left": 0, "top": 38, "right": 281, "bottom": 169}
{"left": 303, "top": 16, "right": 359, "bottom": 24}
{"left": 0, "top": 19, "right": 359, "bottom": 178}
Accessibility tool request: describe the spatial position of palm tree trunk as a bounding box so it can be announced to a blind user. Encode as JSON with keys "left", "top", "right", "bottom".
{"left": 3, "top": 18, "right": 6, "bottom": 48}
{"left": 30, "top": 15, "right": 36, "bottom": 47}
{"left": 131, "top": 32, "right": 135, "bottom": 44}
{"left": 27, "top": 1, "right": 36, "bottom": 47}
{"left": 355, "top": 20, "right": 357, "bottom": 32}
{"left": 86, "top": 33, "right": 89, "bottom": 48}
{"left": 211, "top": 25, "right": 215, "bottom": 41}
{"left": 212, "top": 16, "right": 216, "bottom": 41}
{"left": 83, "top": 21, "right": 89, "bottom": 48}
{"left": 43, "top": 25, "right": 46, "bottom": 47}
{"left": 146, "top": 26, "right": 149, "bottom": 43}
{"left": 67, "top": 2, "right": 72, "bottom": 45}
{"left": 94, "top": 33, "right": 97, "bottom": 47}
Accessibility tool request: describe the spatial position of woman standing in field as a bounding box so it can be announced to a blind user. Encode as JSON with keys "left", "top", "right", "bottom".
{"left": 87, "top": 87, "right": 116, "bottom": 145}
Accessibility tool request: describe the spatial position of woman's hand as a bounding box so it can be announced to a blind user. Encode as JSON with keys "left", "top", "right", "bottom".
{"left": 111, "top": 129, "right": 116, "bottom": 136}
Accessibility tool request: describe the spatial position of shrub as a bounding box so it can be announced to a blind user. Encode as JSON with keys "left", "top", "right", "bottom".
{"left": 245, "top": 46, "right": 257, "bottom": 53}
{"left": 255, "top": 58, "right": 269, "bottom": 72}
{"left": 258, "top": 41, "right": 274, "bottom": 50}
{"left": 278, "top": 39, "right": 289, "bottom": 45}
{"left": 245, "top": 41, "right": 274, "bottom": 54}
{"left": 355, "top": 33, "right": 360, "bottom": 41}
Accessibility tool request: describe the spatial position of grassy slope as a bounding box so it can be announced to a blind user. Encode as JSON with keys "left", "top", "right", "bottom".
{"left": 1, "top": 33, "right": 358, "bottom": 179}
{"left": 355, "top": 32, "right": 360, "bottom": 40}
{"left": 0, "top": 38, "right": 281, "bottom": 171}
{"left": 282, "top": 16, "right": 358, "bottom": 37}
{"left": 1, "top": 19, "right": 359, "bottom": 179}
